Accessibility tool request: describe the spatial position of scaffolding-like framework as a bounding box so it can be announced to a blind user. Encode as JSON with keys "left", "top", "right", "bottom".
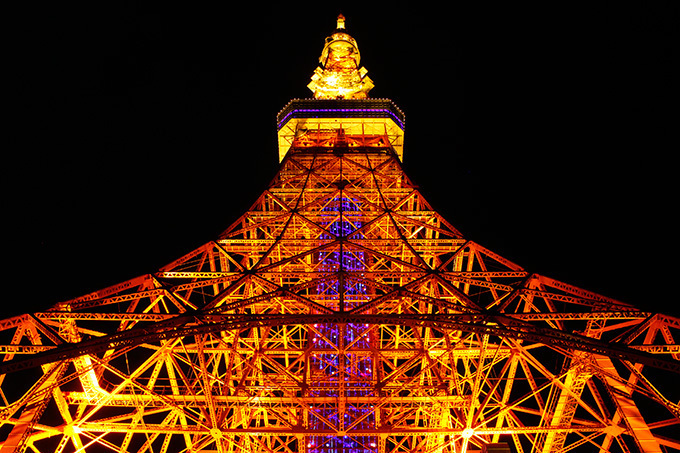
{"left": 1, "top": 15, "right": 679, "bottom": 453}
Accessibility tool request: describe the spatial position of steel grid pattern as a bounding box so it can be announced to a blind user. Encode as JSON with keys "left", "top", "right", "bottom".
{"left": 1, "top": 138, "right": 678, "bottom": 452}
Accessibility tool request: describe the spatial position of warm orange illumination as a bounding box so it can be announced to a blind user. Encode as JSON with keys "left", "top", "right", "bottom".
{"left": 0, "top": 13, "right": 678, "bottom": 453}
{"left": 307, "top": 15, "right": 374, "bottom": 99}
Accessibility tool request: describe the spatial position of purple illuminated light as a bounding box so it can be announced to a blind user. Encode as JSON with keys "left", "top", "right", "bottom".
{"left": 309, "top": 196, "right": 375, "bottom": 453}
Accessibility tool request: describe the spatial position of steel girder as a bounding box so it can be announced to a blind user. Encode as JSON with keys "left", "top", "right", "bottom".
{"left": 1, "top": 144, "right": 679, "bottom": 453}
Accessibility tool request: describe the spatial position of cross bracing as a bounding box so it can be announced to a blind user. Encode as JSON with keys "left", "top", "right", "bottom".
{"left": 1, "top": 141, "right": 678, "bottom": 453}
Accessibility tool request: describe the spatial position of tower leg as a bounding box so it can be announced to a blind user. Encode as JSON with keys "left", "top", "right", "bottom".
{"left": 595, "top": 356, "right": 661, "bottom": 453}
{"left": 0, "top": 362, "right": 67, "bottom": 453}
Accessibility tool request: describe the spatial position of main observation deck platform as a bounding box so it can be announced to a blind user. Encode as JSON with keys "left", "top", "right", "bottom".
{"left": 276, "top": 99, "right": 405, "bottom": 162}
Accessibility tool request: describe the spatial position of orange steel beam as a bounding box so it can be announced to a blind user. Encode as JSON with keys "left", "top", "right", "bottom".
{"left": 2, "top": 313, "right": 678, "bottom": 375}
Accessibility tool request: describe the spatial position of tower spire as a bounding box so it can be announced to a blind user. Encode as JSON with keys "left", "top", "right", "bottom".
{"left": 336, "top": 13, "right": 346, "bottom": 30}
{"left": 307, "top": 15, "right": 374, "bottom": 99}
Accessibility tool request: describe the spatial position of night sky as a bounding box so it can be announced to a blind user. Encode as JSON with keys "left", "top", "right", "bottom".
{"left": 7, "top": 2, "right": 679, "bottom": 317}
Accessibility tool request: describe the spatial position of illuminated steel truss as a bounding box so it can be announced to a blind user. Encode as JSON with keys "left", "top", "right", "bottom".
{"left": 2, "top": 16, "right": 680, "bottom": 453}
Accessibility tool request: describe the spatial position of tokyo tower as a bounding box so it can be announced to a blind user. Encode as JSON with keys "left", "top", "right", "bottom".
{"left": 2, "top": 14, "right": 680, "bottom": 453}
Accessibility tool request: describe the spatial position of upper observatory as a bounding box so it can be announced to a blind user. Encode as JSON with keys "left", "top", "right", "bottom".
{"left": 276, "top": 15, "right": 405, "bottom": 162}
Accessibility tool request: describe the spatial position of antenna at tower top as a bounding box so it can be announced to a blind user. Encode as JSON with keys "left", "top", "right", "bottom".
{"left": 336, "top": 14, "right": 346, "bottom": 30}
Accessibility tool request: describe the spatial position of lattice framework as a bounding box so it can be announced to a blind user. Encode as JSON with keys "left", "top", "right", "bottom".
{"left": 1, "top": 134, "right": 679, "bottom": 453}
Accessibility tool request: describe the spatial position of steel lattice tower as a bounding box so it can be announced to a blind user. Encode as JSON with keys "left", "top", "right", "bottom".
{"left": 2, "top": 15, "right": 679, "bottom": 453}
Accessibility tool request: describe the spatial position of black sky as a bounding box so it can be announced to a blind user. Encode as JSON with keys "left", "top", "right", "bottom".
{"left": 7, "top": 2, "right": 679, "bottom": 317}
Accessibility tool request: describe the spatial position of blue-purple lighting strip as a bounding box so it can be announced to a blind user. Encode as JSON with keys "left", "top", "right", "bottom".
{"left": 277, "top": 108, "right": 405, "bottom": 131}
{"left": 309, "top": 197, "right": 376, "bottom": 453}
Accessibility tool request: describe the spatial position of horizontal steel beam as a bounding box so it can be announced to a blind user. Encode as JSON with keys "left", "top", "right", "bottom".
{"left": 64, "top": 393, "right": 470, "bottom": 407}
{"left": 1, "top": 313, "right": 678, "bottom": 375}
{"left": 74, "top": 423, "right": 605, "bottom": 436}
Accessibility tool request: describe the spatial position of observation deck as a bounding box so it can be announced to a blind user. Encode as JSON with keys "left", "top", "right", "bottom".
{"left": 275, "top": 15, "right": 405, "bottom": 163}
{"left": 276, "top": 98, "right": 405, "bottom": 162}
